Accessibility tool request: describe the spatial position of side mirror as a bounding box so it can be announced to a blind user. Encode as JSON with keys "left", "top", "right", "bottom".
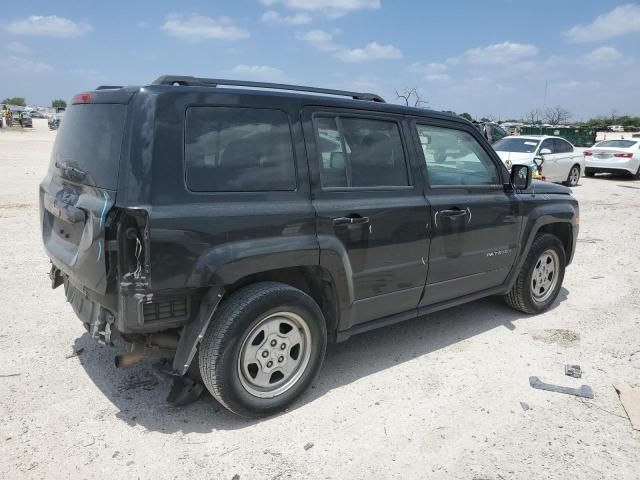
{"left": 539, "top": 148, "right": 552, "bottom": 155}
{"left": 533, "top": 156, "right": 544, "bottom": 168}
{"left": 511, "top": 164, "right": 532, "bottom": 190}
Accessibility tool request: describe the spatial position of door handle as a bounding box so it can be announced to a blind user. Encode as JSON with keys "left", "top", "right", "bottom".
{"left": 333, "top": 215, "right": 370, "bottom": 226}
{"left": 439, "top": 209, "right": 467, "bottom": 218}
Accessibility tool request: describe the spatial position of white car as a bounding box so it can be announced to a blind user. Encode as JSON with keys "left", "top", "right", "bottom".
{"left": 584, "top": 139, "right": 640, "bottom": 179}
{"left": 492, "top": 135, "right": 585, "bottom": 187}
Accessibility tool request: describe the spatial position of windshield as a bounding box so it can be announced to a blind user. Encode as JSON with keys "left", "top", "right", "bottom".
{"left": 50, "top": 104, "right": 126, "bottom": 190}
{"left": 493, "top": 137, "right": 540, "bottom": 153}
{"left": 595, "top": 140, "right": 637, "bottom": 149}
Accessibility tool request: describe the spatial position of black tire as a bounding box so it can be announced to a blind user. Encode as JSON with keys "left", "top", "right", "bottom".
{"left": 585, "top": 169, "right": 595, "bottom": 177}
{"left": 504, "top": 233, "right": 566, "bottom": 314}
{"left": 198, "top": 282, "right": 327, "bottom": 418}
{"left": 633, "top": 165, "right": 640, "bottom": 181}
{"left": 563, "top": 164, "right": 581, "bottom": 187}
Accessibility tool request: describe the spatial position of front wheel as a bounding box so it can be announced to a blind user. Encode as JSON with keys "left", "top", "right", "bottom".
{"left": 564, "top": 165, "right": 581, "bottom": 187}
{"left": 198, "top": 282, "right": 327, "bottom": 417}
{"left": 505, "top": 234, "right": 566, "bottom": 314}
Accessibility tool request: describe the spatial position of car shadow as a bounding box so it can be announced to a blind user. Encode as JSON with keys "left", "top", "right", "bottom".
{"left": 74, "top": 288, "right": 570, "bottom": 433}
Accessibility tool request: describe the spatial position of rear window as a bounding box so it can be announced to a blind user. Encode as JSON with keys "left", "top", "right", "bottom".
{"left": 595, "top": 140, "right": 637, "bottom": 149}
{"left": 185, "top": 107, "right": 296, "bottom": 192}
{"left": 493, "top": 137, "right": 539, "bottom": 153}
{"left": 50, "top": 104, "right": 126, "bottom": 190}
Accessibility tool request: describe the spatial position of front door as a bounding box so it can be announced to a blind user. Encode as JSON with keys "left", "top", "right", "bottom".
{"left": 411, "top": 121, "right": 522, "bottom": 306}
{"left": 303, "top": 108, "right": 430, "bottom": 329}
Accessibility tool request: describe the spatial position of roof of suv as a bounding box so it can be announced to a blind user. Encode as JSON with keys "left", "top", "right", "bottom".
{"left": 90, "top": 75, "right": 469, "bottom": 126}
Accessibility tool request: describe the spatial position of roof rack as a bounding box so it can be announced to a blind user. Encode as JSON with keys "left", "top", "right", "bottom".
{"left": 152, "top": 75, "right": 385, "bottom": 103}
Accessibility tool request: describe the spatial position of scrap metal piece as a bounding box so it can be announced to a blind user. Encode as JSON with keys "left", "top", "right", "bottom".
{"left": 529, "top": 376, "right": 594, "bottom": 399}
{"left": 565, "top": 364, "right": 582, "bottom": 378}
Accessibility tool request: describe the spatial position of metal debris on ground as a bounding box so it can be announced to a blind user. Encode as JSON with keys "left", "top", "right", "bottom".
{"left": 65, "top": 348, "right": 84, "bottom": 359}
{"left": 304, "top": 442, "right": 314, "bottom": 451}
{"left": 613, "top": 384, "right": 640, "bottom": 431}
{"left": 520, "top": 401, "right": 531, "bottom": 411}
{"left": 565, "top": 364, "right": 582, "bottom": 378}
{"left": 529, "top": 376, "right": 594, "bottom": 399}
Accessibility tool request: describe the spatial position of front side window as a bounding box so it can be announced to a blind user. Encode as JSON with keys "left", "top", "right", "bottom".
{"left": 314, "top": 115, "right": 409, "bottom": 188}
{"left": 539, "top": 139, "right": 555, "bottom": 153}
{"left": 416, "top": 124, "right": 500, "bottom": 187}
{"left": 185, "top": 107, "right": 296, "bottom": 192}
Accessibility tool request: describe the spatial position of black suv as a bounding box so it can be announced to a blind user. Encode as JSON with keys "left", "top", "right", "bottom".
{"left": 40, "top": 76, "right": 579, "bottom": 417}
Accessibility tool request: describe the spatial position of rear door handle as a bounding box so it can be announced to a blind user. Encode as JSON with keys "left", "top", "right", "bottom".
{"left": 333, "top": 215, "right": 370, "bottom": 225}
{"left": 439, "top": 209, "right": 467, "bottom": 218}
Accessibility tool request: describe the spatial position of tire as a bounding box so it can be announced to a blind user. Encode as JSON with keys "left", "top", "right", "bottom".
{"left": 504, "top": 233, "right": 566, "bottom": 314}
{"left": 564, "top": 164, "right": 580, "bottom": 187}
{"left": 633, "top": 165, "right": 640, "bottom": 181}
{"left": 198, "top": 282, "right": 327, "bottom": 417}
{"left": 585, "top": 169, "right": 595, "bottom": 178}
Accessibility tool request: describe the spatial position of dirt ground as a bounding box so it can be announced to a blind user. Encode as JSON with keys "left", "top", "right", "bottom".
{"left": 1, "top": 119, "right": 639, "bottom": 479}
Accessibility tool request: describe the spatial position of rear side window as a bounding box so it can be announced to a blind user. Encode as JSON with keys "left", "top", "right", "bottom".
{"left": 416, "top": 124, "right": 500, "bottom": 187}
{"left": 314, "top": 115, "right": 409, "bottom": 188}
{"left": 185, "top": 107, "right": 296, "bottom": 192}
{"left": 553, "top": 138, "right": 573, "bottom": 153}
{"left": 50, "top": 104, "right": 126, "bottom": 190}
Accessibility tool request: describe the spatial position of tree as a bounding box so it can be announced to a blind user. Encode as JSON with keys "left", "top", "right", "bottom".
{"left": 524, "top": 108, "right": 542, "bottom": 125}
{"left": 2, "top": 97, "right": 26, "bottom": 107}
{"left": 394, "top": 87, "right": 428, "bottom": 108}
{"left": 51, "top": 99, "right": 67, "bottom": 109}
{"left": 543, "top": 105, "right": 571, "bottom": 125}
{"left": 459, "top": 112, "right": 473, "bottom": 122}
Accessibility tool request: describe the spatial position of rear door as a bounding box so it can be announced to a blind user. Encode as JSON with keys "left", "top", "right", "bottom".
{"left": 538, "top": 138, "right": 564, "bottom": 181}
{"left": 302, "top": 108, "right": 430, "bottom": 328}
{"left": 39, "top": 98, "right": 129, "bottom": 294}
{"left": 411, "top": 120, "right": 522, "bottom": 306}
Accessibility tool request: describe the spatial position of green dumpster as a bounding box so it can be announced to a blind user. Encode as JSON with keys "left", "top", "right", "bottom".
{"left": 518, "top": 126, "right": 596, "bottom": 147}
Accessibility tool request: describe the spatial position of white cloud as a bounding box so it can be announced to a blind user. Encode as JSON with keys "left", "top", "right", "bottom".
{"left": 426, "top": 74, "right": 450, "bottom": 82}
{"left": 5, "top": 15, "right": 92, "bottom": 38}
{"left": 567, "top": 4, "right": 640, "bottom": 43}
{"left": 161, "top": 15, "right": 249, "bottom": 41}
{"left": 5, "top": 41, "right": 30, "bottom": 55}
{"left": 460, "top": 41, "right": 538, "bottom": 65}
{"left": 409, "top": 62, "right": 448, "bottom": 74}
{"left": 297, "top": 29, "right": 340, "bottom": 51}
{"left": 578, "top": 46, "right": 624, "bottom": 68}
{"left": 0, "top": 55, "right": 52, "bottom": 73}
{"left": 334, "top": 42, "right": 402, "bottom": 62}
{"left": 231, "top": 64, "right": 286, "bottom": 81}
{"left": 261, "top": 0, "right": 380, "bottom": 17}
{"left": 261, "top": 10, "right": 311, "bottom": 25}
{"left": 298, "top": 30, "right": 401, "bottom": 62}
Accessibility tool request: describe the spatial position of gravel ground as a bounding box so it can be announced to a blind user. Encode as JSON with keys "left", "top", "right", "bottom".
{"left": 1, "top": 119, "right": 639, "bottom": 479}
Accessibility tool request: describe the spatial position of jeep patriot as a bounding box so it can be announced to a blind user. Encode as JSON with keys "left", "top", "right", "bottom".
{"left": 40, "top": 76, "right": 579, "bottom": 417}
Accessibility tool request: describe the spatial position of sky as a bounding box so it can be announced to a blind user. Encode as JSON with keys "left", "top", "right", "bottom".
{"left": 1, "top": 0, "right": 639, "bottom": 120}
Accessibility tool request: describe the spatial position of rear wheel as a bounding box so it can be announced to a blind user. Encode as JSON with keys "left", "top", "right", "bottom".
{"left": 198, "top": 282, "right": 327, "bottom": 418}
{"left": 564, "top": 165, "right": 580, "bottom": 186}
{"left": 505, "top": 233, "right": 566, "bottom": 314}
{"left": 633, "top": 165, "right": 640, "bottom": 180}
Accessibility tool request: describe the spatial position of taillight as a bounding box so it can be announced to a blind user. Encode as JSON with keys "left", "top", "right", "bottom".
{"left": 72, "top": 92, "right": 93, "bottom": 104}
{"left": 614, "top": 153, "right": 633, "bottom": 158}
{"left": 584, "top": 151, "right": 593, "bottom": 156}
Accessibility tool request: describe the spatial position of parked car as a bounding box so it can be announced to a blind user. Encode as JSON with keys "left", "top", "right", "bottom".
{"left": 584, "top": 139, "right": 640, "bottom": 179}
{"left": 493, "top": 135, "right": 585, "bottom": 187}
{"left": 30, "top": 110, "right": 47, "bottom": 119}
{"left": 40, "top": 76, "right": 579, "bottom": 417}
{"left": 608, "top": 125, "right": 625, "bottom": 132}
{"left": 48, "top": 113, "right": 63, "bottom": 130}
{"left": 474, "top": 122, "right": 508, "bottom": 144}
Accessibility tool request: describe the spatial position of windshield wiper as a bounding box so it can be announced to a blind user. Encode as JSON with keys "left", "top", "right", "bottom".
{"left": 55, "top": 161, "right": 87, "bottom": 182}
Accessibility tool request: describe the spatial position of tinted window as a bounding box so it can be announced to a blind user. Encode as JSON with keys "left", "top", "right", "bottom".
{"left": 50, "top": 104, "right": 126, "bottom": 190}
{"left": 554, "top": 138, "right": 573, "bottom": 153}
{"left": 185, "top": 107, "right": 296, "bottom": 192}
{"left": 315, "top": 116, "right": 409, "bottom": 188}
{"left": 596, "top": 140, "right": 637, "bottom": 149}
{"left": 539, "top": 139, "right": 555, "bottom": 153}
{"left": 416, "top": 125, "right": 500, "bottom": 186}
{"left": 493, "top": 137, "right": 539, "bottom": 153}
